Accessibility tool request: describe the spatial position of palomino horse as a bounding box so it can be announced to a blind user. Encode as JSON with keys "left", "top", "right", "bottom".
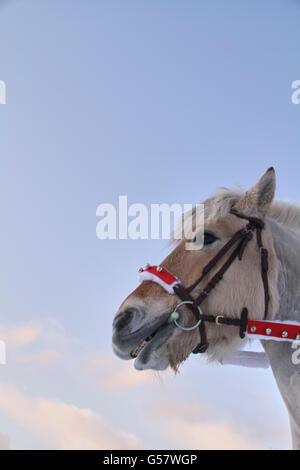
{"left": 112, "top": 168, "right": 300, "bottom": 449}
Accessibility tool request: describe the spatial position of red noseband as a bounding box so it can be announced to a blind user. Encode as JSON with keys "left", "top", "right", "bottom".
{"left": 138, "top": 265, "right": 180, "bottom": 294}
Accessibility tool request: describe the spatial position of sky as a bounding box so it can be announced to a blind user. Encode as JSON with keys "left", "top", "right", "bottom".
{"left": 0, "top": 0, "right": 299, "bottom": 450}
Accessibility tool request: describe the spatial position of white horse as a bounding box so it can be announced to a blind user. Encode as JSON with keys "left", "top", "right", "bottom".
{"left": 112, "top": 168, "right": 300, "bottom": 449}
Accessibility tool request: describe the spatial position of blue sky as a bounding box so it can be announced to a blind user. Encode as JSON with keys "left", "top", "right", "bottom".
{"left": 0, "top": 0, "right": 299, "bottom": 449}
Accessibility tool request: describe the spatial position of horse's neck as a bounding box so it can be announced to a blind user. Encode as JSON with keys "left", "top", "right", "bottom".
{"left": 265, "top": 219, "right": 300, "bottom": 450}
{"left": 269, "top": 218, "right": 300, "bottom": 321}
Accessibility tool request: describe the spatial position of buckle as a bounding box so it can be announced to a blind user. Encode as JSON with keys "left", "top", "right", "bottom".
{"left": 215, "top": 315, "right": 224, "bottom": 326}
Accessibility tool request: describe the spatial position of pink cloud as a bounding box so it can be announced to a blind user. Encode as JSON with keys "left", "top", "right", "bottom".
{"left": 15, "top": 349, "right": 61, "bottom": 366}
{"left": 151, "top": 401, "right": 259, "bottom": 450}
{"left": 0, "top": 384, "right": 142, "bottom": 450}
{"left": 0, "top": 325, "right": 41, "bottom": 349}
{"left": 0, "top": 317, "right": 77, "bottom": 351}
{"left": 0, "top": 318, "right": 78, "bottom": 367}
{"left": 82, "top": 353, "right": 170, "bottom": 390}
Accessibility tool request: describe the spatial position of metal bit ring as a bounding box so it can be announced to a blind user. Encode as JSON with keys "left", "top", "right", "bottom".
{"left": 173, "top": 300, "right": 203, "bottom": 331}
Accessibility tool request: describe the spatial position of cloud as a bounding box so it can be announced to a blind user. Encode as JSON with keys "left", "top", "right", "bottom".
{"left": 82, "top": 353, "right": 169, "bottom": 390}
{"left": 0, "top": 317, "right": 77, "bottom": 350}
{"left": 151, "top": 402, "right": 259, "bottom": 450}
{"left": 0, "top": 433, "right": 10, "bottom": 450}
{"left": 38, "top": 317, "right": 78, "bottom": 349}
{"left": 0, "top": 384, "right": 142, "bottom": 450}
{"left": 15, "top": 349, "right": 61, "bottom": 366}
{"left": 0, "top": 325, "right": 41, "bottom": 349}
{"left": 0, "top": 317, "right": 78, "bottom": 366}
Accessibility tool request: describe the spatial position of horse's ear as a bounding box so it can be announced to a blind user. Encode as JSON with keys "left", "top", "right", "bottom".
{"left": 233, "top": 167, "right": 276, "bottom": 217}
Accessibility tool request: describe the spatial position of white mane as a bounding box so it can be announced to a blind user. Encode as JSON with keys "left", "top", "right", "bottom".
{"left": 175, "top": 188, "right": 300, "bottom": 240}
{"left": 208, "top": 188, "right": 300, "bottom": 235}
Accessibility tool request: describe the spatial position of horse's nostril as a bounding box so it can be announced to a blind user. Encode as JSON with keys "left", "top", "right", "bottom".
{"left": 113, "top": 308, "right": 142, "bottom": 332}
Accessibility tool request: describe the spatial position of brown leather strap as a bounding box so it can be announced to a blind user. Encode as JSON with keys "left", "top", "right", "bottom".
{"left": 255, "top": 226, "right": 269, "bottom": 320}
{"left": 193, "top": 237, "right": 250, "bottom": 306}
{"left": 186, "top": 226, "right": 249, "bottom": 293}
{"left": 174, "top": 283, "right": 208, "bottom": 352}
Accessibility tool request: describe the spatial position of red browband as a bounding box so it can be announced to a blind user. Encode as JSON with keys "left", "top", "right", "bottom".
{"left": 138, "top": 265, "right": 300, "bottom": 343}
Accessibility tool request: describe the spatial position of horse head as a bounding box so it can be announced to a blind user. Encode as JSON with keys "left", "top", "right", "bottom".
{"left": 112, "top": 168, "right": 279, "bottom": 371}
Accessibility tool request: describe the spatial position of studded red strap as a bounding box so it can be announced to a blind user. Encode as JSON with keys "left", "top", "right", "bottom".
{"left": 247, "top": 319, "right": 300, "bottom": 342}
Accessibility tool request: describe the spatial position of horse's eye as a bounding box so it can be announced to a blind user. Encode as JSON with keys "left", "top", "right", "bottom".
{"left": 204, "top": 232, "right": 218, "bottom": 245}
{"left": 193, "top": 232, "right": 218, "bottom": 245}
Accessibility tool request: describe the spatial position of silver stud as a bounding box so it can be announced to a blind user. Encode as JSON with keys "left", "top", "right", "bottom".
{"left": 250, "top": 326, "right": 256, "bottom": 333}
{"left": 144, "top": 263, "right": 150, "bottom": 269}
{"left": 265, "top": 328, "right": 272, "bottom": 335}
{"left": 138, "top": 267, "right": 144, "bottom": 272}
{"left": 296, "top": 334, "right": 300, "bottom": 341}
{"left": 156, "top": 266, "right": 163, "bottom": 272}
{"left": 282, "top": 331, "right": 288, "bottom": 338}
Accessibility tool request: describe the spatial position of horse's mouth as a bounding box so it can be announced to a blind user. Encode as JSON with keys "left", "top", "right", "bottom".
{"left": 132, "top": 321, "right": 175, "bottom": 370}
{"left": 112, "top": 312, "right": 176, "bottom": 370}
{"left": 130, "top": 319, "right": 173, "bottom": 354}
{"left": 130, "top": 335, "right": 155, "bottom": 359}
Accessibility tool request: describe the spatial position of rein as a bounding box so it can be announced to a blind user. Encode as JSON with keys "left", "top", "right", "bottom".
{"left": 138, "top": 210, "right": 300, "bottom": 353}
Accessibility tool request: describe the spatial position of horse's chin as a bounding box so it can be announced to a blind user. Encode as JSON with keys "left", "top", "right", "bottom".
{"left": 134, "top": 342, "right": 170, "bottom": 371}
{"left": 133, "top": 321, "right": 176, "bottom": 370}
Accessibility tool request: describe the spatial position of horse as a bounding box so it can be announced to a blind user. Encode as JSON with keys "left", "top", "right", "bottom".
{"left": 112, "top": 168, "right": 300, "bottom": 449}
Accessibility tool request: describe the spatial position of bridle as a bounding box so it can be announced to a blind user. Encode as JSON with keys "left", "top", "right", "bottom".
{"left": 173, "top": 209, "right": 270, "bottom": 353}
{"left": 139, "top": 209, "right": 272, "bottom": 353}
{"left": 137, "top": 208, "right": 300, "bottom": 361}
